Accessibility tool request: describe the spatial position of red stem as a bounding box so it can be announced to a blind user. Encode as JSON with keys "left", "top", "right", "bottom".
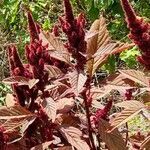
{"left": 125, "top": 123, "right": 129, "bottom": 145}
{"left": 84, "top": 96, "right": 96, "bottom": 150}
{"left": 82, "top": 79, "right": 96, "bottom": 150}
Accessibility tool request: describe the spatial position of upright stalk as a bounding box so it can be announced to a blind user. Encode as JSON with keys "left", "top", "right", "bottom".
{"left": 84, "top": 96, "right": 96, "bottom": 150}
{"left": 82, "top": 78, "right": 96, "bottom": 150}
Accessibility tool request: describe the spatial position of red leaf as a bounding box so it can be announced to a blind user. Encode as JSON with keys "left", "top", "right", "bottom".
{"left": 98, "top": 119, "right": 127, "bottom": 150}
{"left": 5, "top": 94, "right": 16, "bottom": 107}
{"left": 109, "top": 101, "right": 146, "bottom": 132}
{"left": 56, "top": 98, "right": 75, "bottom": 113}
{"left": 119, "top": 70, "right": 149, "bottom": 87}
{"left": 30, "top": 141, "right": 53, "bottom": 150}
{"left": 0, "top": 105, "right": 36, "bottom": 133}
{"left": 3, "top": 76, "right": 39, "bottom": 89}
{"left": 69, "top": 70, "right": 87, "bottom": 96}
{"left": 39, "top": 31, "right": 71, "bottom": 64}
{"left": 59, "top": 126, "right": 90, "bottom": 150}
{"left": 41, "top": 97, "right": 57, "bottom": 122}
{"left": 140, "top": 135, "right": 150, "bottom": 150}
{"left": 45, "top": 65, "right": 64, "bottom": 78}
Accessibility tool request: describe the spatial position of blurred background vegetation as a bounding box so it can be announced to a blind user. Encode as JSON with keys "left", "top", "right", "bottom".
{"left": 0, "top": 0, "right": 150, "bottom": 104}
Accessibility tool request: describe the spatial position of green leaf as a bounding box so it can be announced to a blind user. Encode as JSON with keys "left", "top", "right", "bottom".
{"left": 120, "top": 46, "right": 139, "bottom": 68}
{"left": 104, "top": 55, "right": 116, "bottom": 74}
{"left": 42, "top": 18, "right": 52, "bottom": 30}
{"left": 88, "top": 0, "right": 99, "bottom": 21}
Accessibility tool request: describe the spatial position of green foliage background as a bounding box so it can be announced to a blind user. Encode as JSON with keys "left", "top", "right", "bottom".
{"left": 1, "top": 0, "right": 149, "bottom": 44}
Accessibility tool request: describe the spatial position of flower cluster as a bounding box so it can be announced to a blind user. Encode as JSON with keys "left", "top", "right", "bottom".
{"left": 59, "top": 0, "right": 87, "bottom": 70}
{"left": 7, "top": 12, "right": 49, "bottom": 107}
{"left": 120, "top": 0, "right": 150, "bottom": 69}
{"left": 25, "top": 40, "right": 50, "bottom": 90}
{"left": 125, "top": 89, "right": 132, "bottom": 100}
{"left": 52, "top": 25, "right": 60, "bottom": 37}
{"left": 8, "top": 11, "right": 70, "bottom": 108}
{"left": 93, "top": 100, "right": 113, "bottom": 124}
{"left": 6, "top": 12, "right": 62, "bottom": 147}
{"left": 8, "top": 45, "right": 33, "bottom": 106}
{"left": 27, "top": 12, "right": 40, "bottom": 42}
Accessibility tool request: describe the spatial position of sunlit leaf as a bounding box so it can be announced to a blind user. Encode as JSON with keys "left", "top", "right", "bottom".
{"left": 56, "top": 97, "right": 75, "bottom": 113}
{"left": 55, "top": 114, "right": 80, "bottom": 128}
{"left": 28, "top": 79, "right": 39, "bottom": 89}
{"left": 119, "top": 70, "right": 150, "bottom": 87}
{"left": 111, "top": 43, "right": 135, "bottom": 54}
{"left": 59, "top": 126, "right": 90, "bottom": 150}
{"left": 4, "top": 116, "right": 35, "bottom": 133}
{"left": 140, "top": 135, "right": 150, "bottom": 150}
{"left": 115, "top": 100, "right": 145, "bottom": 109}
{"left": 92, "top": 100, "right": 104, "bottom": 109}
{"left": 0, "top": 105, "right": 35, "bottom": 133}
{"left": 45, "top": 65, "right": 63, "bottom": 78}
{"left": 40, "top": 31, "right": 71, "bottom": 64}
{"left": 107, "top": 74, "right": 135, "bottom": 87}
{"left": 69, "top": 70, "right": 87, "bottom": 96}
{"left": 90, "top": 86, "right": 111, "bottom": 100}
{"left": 57, "top": 146, "right": 74, "bottom": 150}
{"left": 0, "top": 105, "right": 34, "bottom": 120}
{"left": 109, "top": 101, "right": 146, "bottom": 132}
{"left": 21, "top": 116, "right": 36, "bottom": 134}
{"left": 41, "top": 97, "right": 57, "bottom": 122}
{"left": 5, "top": 93, "right": 16, "bottom": 107}
{"left": 91, "top": 43, "right": 117, "bottom": 75}
{"left": 30, "top": 141, "right": 53, "bottom": 150}
{"left": 86, "top": 16, "right": 111, "bottom": 76}
{"left": 87, "top": 16, "right": 110, "bottom": 56}
{"left": 3, "top": 76, "right": 39, "bottom": 89}
{"left": 86, "top": 16, "right": 134, "bottom": 76}
{"left": 40, "top": 32, "right": 68, "bottom": 53}
{"left": 98, "top": 119, "right": 127, "bottom": 150}
{"left": 3, "top": 76, "right": 28, "bottom": 85}
{"left": 85, "top": 31, "right": 99, "bottom": 41}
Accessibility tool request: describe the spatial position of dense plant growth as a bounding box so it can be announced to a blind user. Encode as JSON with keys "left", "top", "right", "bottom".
{"left": 0, "top": 0, "right": 150, "bottom": 149}
{"left": 0, "top": 0, "right": 149, "bottom": 79}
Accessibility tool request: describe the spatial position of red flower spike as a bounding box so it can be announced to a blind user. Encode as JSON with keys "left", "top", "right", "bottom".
{"left": 36, "top": 23, "right": 41, "bottom": 33}
{"left": 93, "top": 100, "right": 113, "bottom": 124}
{"left": 8, "top": 45, "right": 24, "bottom": 76}
{"left": 120, "top": 0, "right": 150, "bottom": 69}
{"left": 27, "top": 12, "right": 39, "bottom": 42}
{"left": 125, "top": 89, "right": 132, "bottom": 100}
{"left": 8, "top": 46, "right": 15, "bottom": 74}
{"left": 29, "top": 53, "right": 36, "bottom": 65}
{"left": 39, "top": 58, "right": 44, "bottom": 70}
{"left": 36, "top": 46, "right": 43, "bottom": 56}
{"left": 6, "top": 11, "right": 67, "bottom": 147}
{"left": 60, "top": 0, "right": 87, "bottom": 70}
{"left": 25, "top": 45, "right": 30, "bottom": 60}
{"left": 52, "top": 25, "right": 59, "bottom": 37}
{"left": 13, "top": 67, "right": 21, "bottom": 76}
{"left": 120, "top": 0, "right": 136, "bottom": 23}
{"left": 30, "top": 43, "right": 37, "bottom": 51}
{"left": 63, "top": 0, "right": 74, "bottom": 25}
{"left": 59, "top": 17, "right": 70, "bottom": 32}
{"left": 32, "top": 66, "right": 39, "bottom": 79}
{"left": 7, "top": 45, "right": 34, "bottom": 107}
{"left": 11, "top": 46, "right": 24, "bottom": 70}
